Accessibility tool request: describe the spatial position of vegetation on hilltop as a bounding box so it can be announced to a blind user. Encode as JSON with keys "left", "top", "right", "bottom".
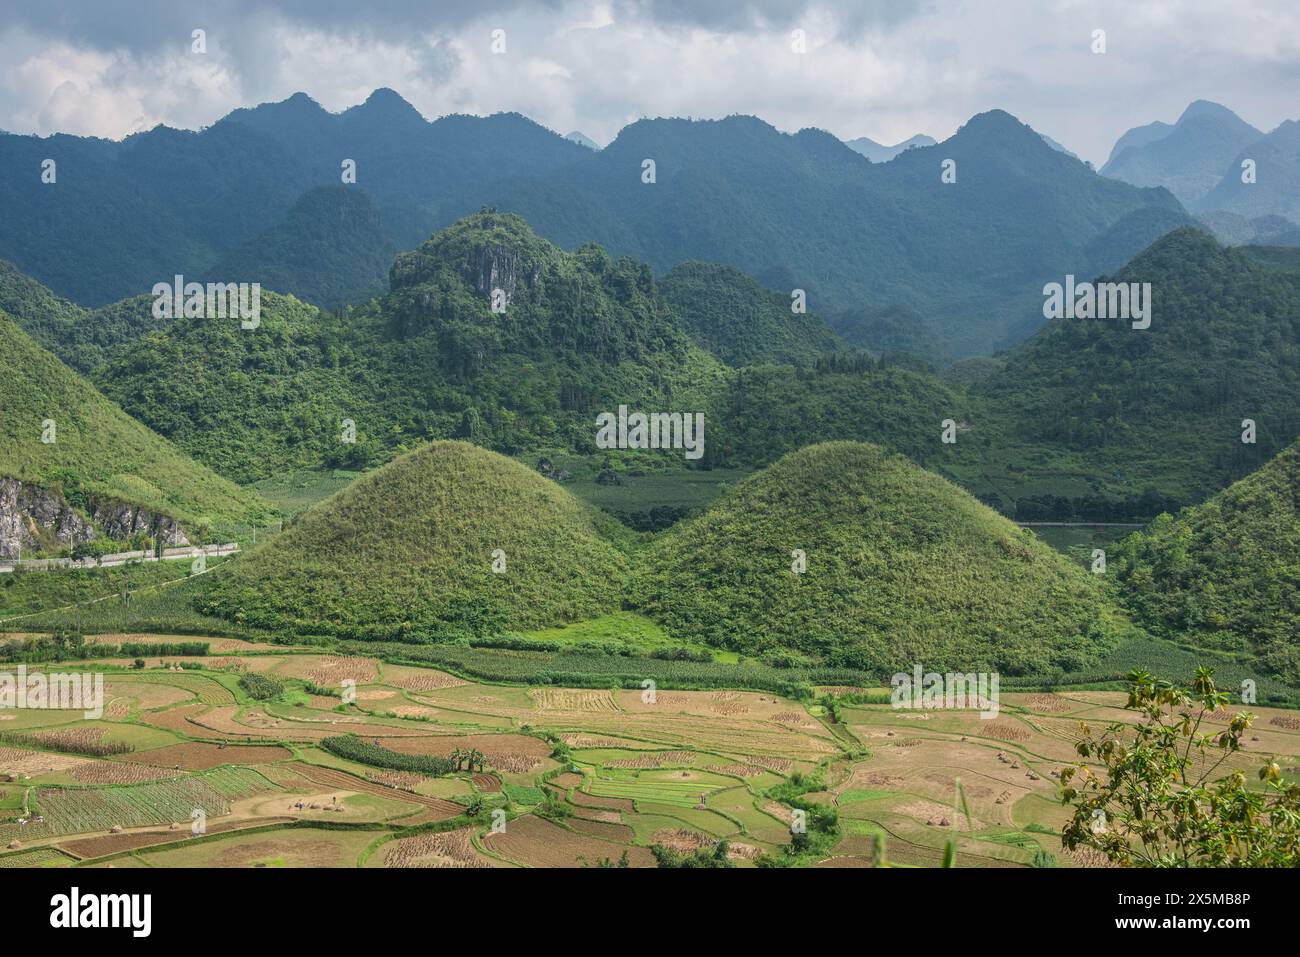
{"left": 203, "top": 441, "right": 632, "bottom": 639}
{"left": 658, "top": 261, "right": 843, "bottom": 366}
{"left": 1112, "top": 441, "right": 1300, "bottom": 682}
{"left": 0, "top": 310, "right": 273, "bottom": 536}
{"left": 630, "top": 441, "right": 1132, "bottom": 674}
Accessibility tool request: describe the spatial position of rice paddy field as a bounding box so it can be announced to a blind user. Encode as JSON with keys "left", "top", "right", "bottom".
{"left": 2, "top": 639, "right": 1298, "bottom": 869}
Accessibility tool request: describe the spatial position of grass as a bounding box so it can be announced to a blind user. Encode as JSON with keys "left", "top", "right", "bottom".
{"left": 204, "top": 441, "right": 633, "bottom": 640}
{"left": 245, "top": 469, "right": 365, "bottom": 517}
{"left": 631, "top": 441, "right": 1135, "bottom": 675}
{"left": 0, "top": 310, "right": 275, "bottom": 537}
{"left": 0, "top": 555, "right": 229, "bottom": 622}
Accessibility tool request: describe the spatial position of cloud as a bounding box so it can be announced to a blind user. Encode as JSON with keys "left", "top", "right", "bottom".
{"left": 0, "top": 0, "right": 1297, "bottom": 164}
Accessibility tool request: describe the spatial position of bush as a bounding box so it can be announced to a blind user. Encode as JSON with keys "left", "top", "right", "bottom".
{"left": 238, "top": 672, "right": 284, "bottom": 701}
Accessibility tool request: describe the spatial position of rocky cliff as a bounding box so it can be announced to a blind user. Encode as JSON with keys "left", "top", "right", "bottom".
{"left": 0, "top": 476, "right": 189, "bottom": 559}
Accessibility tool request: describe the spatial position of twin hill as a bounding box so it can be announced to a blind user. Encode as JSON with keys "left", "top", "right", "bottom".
{"left": 202, "top": 441, "right": 632, "bottom": 639}
{"left": 629, "top": 442, "right": 1129, "bottom": 675}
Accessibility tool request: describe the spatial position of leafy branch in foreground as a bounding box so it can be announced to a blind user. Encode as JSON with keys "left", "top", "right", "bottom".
{"left": 1060, "top": 667, "right": 1299, "bottom": 867}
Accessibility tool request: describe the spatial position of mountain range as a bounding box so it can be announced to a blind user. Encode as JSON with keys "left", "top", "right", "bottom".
{"left": 1, "top": 90, "right": 1195, "bottom": 360}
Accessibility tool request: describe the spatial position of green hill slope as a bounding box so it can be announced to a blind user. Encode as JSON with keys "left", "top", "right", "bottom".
{"left": 970, "top": 227, "right": 1300, "bottom": 517}
{"left": 202, "top": 441, "right": 632, "bottom": 638}
{"left": 630, "top": 442, "right": 1129, "bottom": 674}
{"left": 658, "top": 261, "right": 843, "bottom": 366}
{"left": 0, "top": 310, "right": 273, "bottom": 536}
{"left": 1112, "top": 441, "right": 1300, "bottom": 681}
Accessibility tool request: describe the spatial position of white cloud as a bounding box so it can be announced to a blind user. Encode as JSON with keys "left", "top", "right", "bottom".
{"left": 0, "top": 1, "right": 1297, "bottom": 164}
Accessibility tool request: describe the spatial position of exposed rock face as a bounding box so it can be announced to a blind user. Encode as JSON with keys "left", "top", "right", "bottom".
{"left": 471, "top": 243, "right": 542, "bottom": 304}
{"left": 0, "top": 477, "right": 188, "bottom": 558}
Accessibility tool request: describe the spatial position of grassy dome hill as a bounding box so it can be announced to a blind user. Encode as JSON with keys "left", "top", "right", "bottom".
{"left": 631, "top": 442, "right": 1128, "bottom": 675}
{"left": 1113, "top": 440, "right": 1300, "bottom": 681}
{"left": 203, "top": 441, "right": 632, "bottom": 639}
{"left": 0, "top": 309, "right": 273, "bottom": 536}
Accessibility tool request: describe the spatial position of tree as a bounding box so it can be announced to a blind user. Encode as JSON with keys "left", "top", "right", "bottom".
{"left": 1060, "top": 668, "right": 1300, "bottom": 867}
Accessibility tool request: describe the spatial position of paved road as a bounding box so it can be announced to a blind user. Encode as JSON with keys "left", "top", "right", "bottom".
{"left": 0, "top": 543, "right": 239, "bottom": 574}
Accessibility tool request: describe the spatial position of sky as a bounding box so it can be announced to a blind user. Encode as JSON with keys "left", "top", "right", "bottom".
{"left": 1, "top": 0, "right": 1298, "bottom": 165}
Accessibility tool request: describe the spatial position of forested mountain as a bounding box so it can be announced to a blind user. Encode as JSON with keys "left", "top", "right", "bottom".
{"left": 658, "top": 261, "right": 843, "bottom": 366}
{"left": 968, "top": 227, "right": 1300, "bottom": 516}
{"left": 451, "top": 109, "right": 1191, "bottom": 357}
{"left": 630, "top": 442, "right": 1131, "bottom": 673}
{"left": 1113, "top": 440, "right": 1300, "bottom": 682}
{"left": 1102, "top": 101, "right": 1263, "bottom": 206}
{"left": 1, "top": 91, "right": 1191, "bottom": 360}
{"left": 81, "top": 212, "right": 724, "bottom": 483}
{"left": 0, "top": 90, "right": 587, "bottom": 306}
{"left": 0, "top": 310, "right": 273, "bottom": 539}
{"left": 212, "top": 186, "right": 399, "bottom": 309}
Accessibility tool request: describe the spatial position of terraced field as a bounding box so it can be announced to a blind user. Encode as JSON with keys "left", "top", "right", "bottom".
{"left": 2, "top": 644, "right": 1297, "bottom": 869}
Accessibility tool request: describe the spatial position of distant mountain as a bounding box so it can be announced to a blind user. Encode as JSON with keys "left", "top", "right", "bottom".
{"left": 842, "top": 133, "right": 935, "bottom": 162}
{"left": 1113, "top": 440, "right": 1300, "bottom": 683}
{"left": 1197, "top": 118, "right": 1300, "bottom": 223}
{"left": 0, "top": 309, "right": 272, "bottom": 542}
{"left": 1038, "top": 132, "right": 1080, "bottom": 160}
{"left": 211, "top": 185, "right": 399, "bottom": 309}
{"left": 658, "top": 261, "right": 843, "bottom": 366}
{"left": 970, "top": 227, "right": 1300, "bottom": 517}
{"left": 565, "top": 131, "right": 600, "bottom": 150}
{"left": 0, "top": 89, "right": 588, "bottom": 306}
{"left": 630, "top": 441, "right": 1130, "bottom": 673}
{"left": 203, "top": 441, "right": 631, "bottom": 640}
{"left": 449, "top": 109, "right": 1191, "bottom": 358}
{"left": 1102, "top": 101, "right": 1263, "bottom": 207}
{"left": 1199, "top": 211, "right": 1300, "bottom": 247}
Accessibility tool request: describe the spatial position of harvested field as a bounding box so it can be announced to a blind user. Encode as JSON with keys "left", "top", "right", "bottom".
{"left": 59, "top": 817, "right": 293, "bottom": 859}
{"left": 382, "top": 666, "right": 467, "bottom": 692}
{"left": 572, "top": 807, "right": 622, "bottom": 823}
{"left": 568, "top": 817, "right": 635, "bottom": 843}
{"left": 651, "top": 828, "right": 712, "bottom": 853}
{"left": 529, "top": 689, "right": 618, "bottom": 712}
{"left": 705, "top": 763, "right": 765, "bottom": 778}
{"left": 548, "top": 772, "right": 584, "bottom": 789}
{"left": 3, "top": 727, "right": 131, "bottom": 757}
{"left": 1023, "top": 694, "right": 1073, "bottom": 713}
{"left": 289, "top": 763, "right": 461, "bottom": 820}
{"left": 568, "top": 790, "right": 635, "bottom": 813}
{"left": 559, "top": 734, "right": 639, "bottom": 749}
{"left": 472, "top": 773, "right": 501, "bottom": 792}
{"left": 0, "top": 745, "right": 89, "bottom": 777}
{"left": 983, "top": 720, "right": 1033, "bottom": 743}
{"left": 1270, "top": 716, "right": 1300, "bottom": 731}
{"left": 482, "top": 814, "right": 653, "bottom": 868}
{"left": 70, "top": 761, "right": 180, "bottom": 785}
{"left": 129, "top": 742, "right": 291, "bottom": 771}
{"left": 367, "top": 770, "right": 426, "bottom": 792}
{"left": 605, "top": 751, "right": 692, "bottom": 769}
{"left": 137, "top": 703, "right": 208, "bottom": 735}
{"left": 278, "top": 656, "right": 380, "bottom": 686}
{"left": 381, "top": 828, "right": 486, "bottom": 868}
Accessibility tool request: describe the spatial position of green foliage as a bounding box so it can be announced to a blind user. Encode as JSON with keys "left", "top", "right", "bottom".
{"left": 1112, "top": 441, "right": 1300, "bottom": 682}
{"left": 88, "top": 212, "right": 724, "bottom": 483}
{"left": 972, "top": 228, "right": 1300, "bottom": 513}
{"left": 651, "top": 840, "right": 733, "bottom": 868}
{"left": 0, "top": 310, "right": 274, "bottom": 535}
{"left": 658, "top": 261, "right": 843, "bottom": 366}
{"left": 1060, "top": 668, "right": 1300, "bottom": 867}
{"left": 319, "top": 735, "right": 456, "bottom": 776}
{"left": 631, "top": 442, "right": 1131, "bottom": 674}
{"left": 237, "top": 673, "right": 285, "bottom": 701}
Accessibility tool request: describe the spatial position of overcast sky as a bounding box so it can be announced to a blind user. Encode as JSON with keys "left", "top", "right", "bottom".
{"left": 2, "top": 0, "right": 1297, "bottom": 164}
